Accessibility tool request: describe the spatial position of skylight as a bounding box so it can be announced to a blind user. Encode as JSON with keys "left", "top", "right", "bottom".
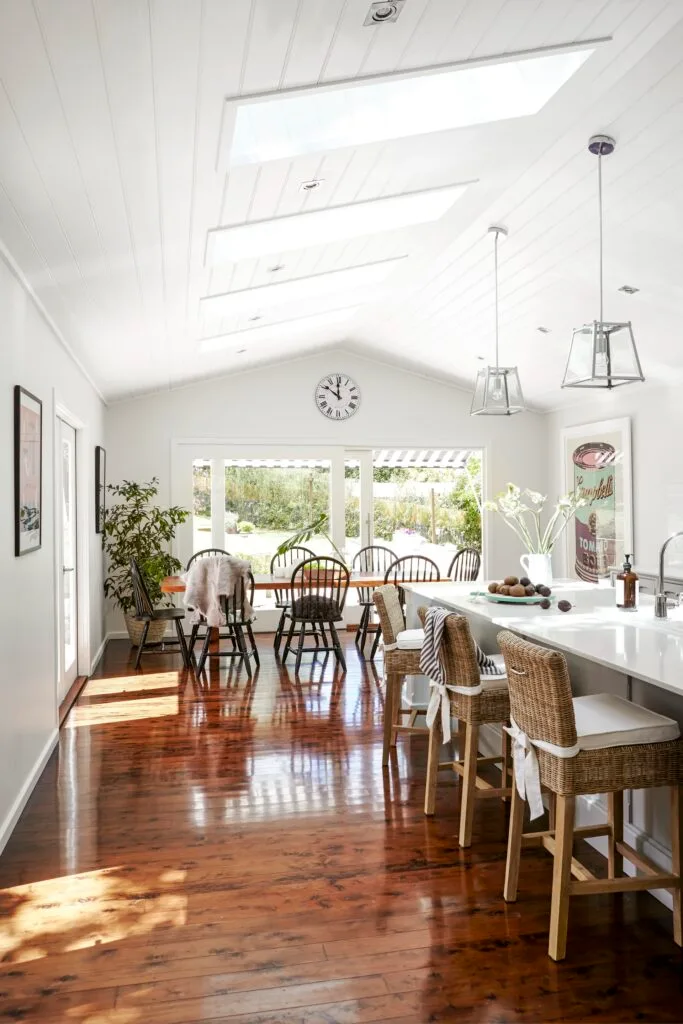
{"left": 207, "top": 184, "right": 469, "bottom": 263}
{"left": 200, "top": 308, "right": 358, "bottom": 353}
{"left": 227, "top": 46, "right": 595, "bottom": 165}
{"left": 200, "top": 257, "right": 405, "bottom": 320}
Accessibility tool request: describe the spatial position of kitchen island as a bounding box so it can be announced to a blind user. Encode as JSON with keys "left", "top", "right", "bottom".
{"left": 402, "top": 579, "right": 683, "bottom": 904}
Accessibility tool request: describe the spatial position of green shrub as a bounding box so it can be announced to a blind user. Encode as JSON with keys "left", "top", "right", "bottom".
{"left": 237, "top": 520, "right": 255, "bottom": 533}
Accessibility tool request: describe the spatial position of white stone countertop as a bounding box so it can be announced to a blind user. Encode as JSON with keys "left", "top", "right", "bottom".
{"left": 402, "top": 580, "right": 683, "bottom": 699}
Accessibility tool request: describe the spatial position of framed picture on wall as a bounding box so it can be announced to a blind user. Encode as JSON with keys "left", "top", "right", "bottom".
{"left": 14, "top": 385, "right": 43, "bottom": 556}
{"left": 95, "top": 445, "right": 106, "bottom": 534}
{"left": 560, "top": 417, "right": 633, "bottom": 582}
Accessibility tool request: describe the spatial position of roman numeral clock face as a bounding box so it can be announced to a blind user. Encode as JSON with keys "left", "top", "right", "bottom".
{"left": 314, "top": 374, "right": 361, "bottom": 421}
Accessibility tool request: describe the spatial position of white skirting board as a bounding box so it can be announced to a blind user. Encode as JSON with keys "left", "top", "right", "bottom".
{"left": 478, "top": 722, "right": 674, "bottom": 910}
{"left": 0, "top": 728, "right": 59, "bottom": 858}
{"left": 90, "top": 635, "right": 108, "bottom": 674}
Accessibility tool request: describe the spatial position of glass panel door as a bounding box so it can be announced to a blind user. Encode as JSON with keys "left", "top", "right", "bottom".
{"left": 371, "top": 449, "right": 483, "bottom": 575}
{"left": 58, "top": 418, "right": 78, "bottom": 699}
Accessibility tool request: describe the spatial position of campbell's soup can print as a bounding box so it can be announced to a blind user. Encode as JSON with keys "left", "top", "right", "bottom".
{"left": 572, "top": 442, "right": 616, "bottom": 582}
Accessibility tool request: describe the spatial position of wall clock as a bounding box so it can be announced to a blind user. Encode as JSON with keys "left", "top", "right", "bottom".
{"left": 314, "top": 374, "right": 361, "bottom": 420}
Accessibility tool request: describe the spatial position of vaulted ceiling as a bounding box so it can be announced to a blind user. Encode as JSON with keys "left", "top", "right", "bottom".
{"left": 1, "top": 0, "right": 682, "bottom": 407}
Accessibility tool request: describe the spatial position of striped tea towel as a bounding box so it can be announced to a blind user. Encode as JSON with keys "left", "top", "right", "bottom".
{"left": 420, "top": 606, "right": 505, "bottom": 742}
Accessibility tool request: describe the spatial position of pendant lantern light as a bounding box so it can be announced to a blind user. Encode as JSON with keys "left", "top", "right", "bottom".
{"left": 470, "top": 226, "right": 525, "bottom": 416}
{"left": 562, "top": 135, "right": 645, "bottom": 390}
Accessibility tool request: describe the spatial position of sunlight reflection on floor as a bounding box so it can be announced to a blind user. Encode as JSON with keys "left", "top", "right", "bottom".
{"left": 0, "top": 866, "right": 187, "bottom": 963}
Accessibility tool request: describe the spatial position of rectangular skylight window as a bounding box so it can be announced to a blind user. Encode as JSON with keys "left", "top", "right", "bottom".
{"left": 200, "top": 308, "right": 358, "bottom": 353}
{"left": 227, "top": 45, "right": 595, "bottom": 165}
{"left": 200, "top": 257, "right": 405, "bottom": 321}
{"left": 207, "top": 184, "right": 469, "bottom": 264}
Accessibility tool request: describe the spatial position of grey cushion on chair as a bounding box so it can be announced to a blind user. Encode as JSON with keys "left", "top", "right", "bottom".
{"left": 291, "top": 595, "right": 342, "bottom": 620}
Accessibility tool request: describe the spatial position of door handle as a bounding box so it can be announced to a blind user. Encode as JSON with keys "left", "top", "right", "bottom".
{"left": 62, "top": 566, "right": 75, "bottom": 573}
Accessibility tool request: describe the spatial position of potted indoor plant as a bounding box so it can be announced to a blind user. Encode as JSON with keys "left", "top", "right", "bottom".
{"left": 484, "top": 484, "right": 586, "bottom": 585}
{"left": 102, "top": 478, "right": 189, "bottom": 646}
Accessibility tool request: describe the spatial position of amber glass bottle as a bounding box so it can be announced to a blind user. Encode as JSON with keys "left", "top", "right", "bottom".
{"left": 616, "top": 554, "right": 639, "bottom": 610}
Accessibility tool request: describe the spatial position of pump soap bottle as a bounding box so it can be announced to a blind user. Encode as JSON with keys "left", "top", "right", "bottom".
{"left": 616, "top": 554, "right": 639, "bottom": 610}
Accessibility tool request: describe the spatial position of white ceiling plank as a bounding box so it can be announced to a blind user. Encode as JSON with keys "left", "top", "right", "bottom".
{"left": 433, "top": 0, "right": 508, "bottom": 65}
{"left": 354, "top": 0, "right": 433, "bottom": 77}
{"left": 148, "top": 0, "right": 203, "bottom": 347}
{"left": 318, "top": 0, "right": 383, "bottom": 82}
{"left": 239, "top": 0, "right": 306, "bottom": 96}
{"left": 395, "top": 0, "right": 471, "bottom": 70}
{"left": 0, "top": 3, "right": 121, "bottom": 319}
{"left": 33, "top": 0, "right": 143, "bottom": 323}
{"left": 92, "top": 0, "right": 165, "bottom": 336}
{"left": 278, "top": 0, "right": 349, "bottom": 88}
{"left": 470, "top": 0, "right": 546, "bottom": 58}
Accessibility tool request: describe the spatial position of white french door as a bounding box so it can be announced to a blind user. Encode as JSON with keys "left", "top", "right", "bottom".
{"left": 57, "top": 417, "right": 78, "bottom": 700}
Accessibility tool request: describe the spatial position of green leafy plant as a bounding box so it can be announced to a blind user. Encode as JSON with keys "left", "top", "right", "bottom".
{"left": 237, "top": 520, "right": 255, "bottom": 533}
{"left": 275, "top": 511, "right": 346, "bottom": 562}
{"left": 103, "top": 478, "right": 189, "bottom": 614}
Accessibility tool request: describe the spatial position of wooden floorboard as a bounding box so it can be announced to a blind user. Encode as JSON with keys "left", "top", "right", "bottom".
{"left": 0, "top": 636, "right": 681, "bottom": 1022}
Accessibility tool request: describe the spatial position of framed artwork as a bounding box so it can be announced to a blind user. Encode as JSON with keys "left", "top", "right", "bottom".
{"left": 95, "top": 445, "right": 106, "bottom": 534}
{"left": 14, "top": 385, "right": 43, "bottom": 556}
{"left": 560, "top": 417, "right": 633, "bottom": 582}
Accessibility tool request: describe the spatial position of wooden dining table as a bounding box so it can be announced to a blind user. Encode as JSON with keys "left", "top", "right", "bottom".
{"left": 160, "top": 572, "right": 445, "bottom": 594}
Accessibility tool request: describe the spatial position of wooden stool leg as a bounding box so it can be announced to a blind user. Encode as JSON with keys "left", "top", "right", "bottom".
{"left": 391, "top": 676, "right": 402, "bottom": 748}
{"left": 424, "top": 714, "right": 442, "bottom": 816}
{"left": 504, "top": 781, "right": 525, "bottom": 902}
{"left": 548, "top": 792, "right": 556, "bottom": 831}
{"left": 502, "top": 726, "right": 511, "bottom": 802}
{"left": 607, "top": 792, "right": 624, "bottom": 879}
{"left": 671, "top": 785, "right": 683, "bottom": 947}
{"left": 458, "top": 723, "right": 479, "bottom": 848}
{"left": 548, "top": 794, "right": 575, "bottom": 962}
{"left": 382, "top": 675, "right": 396, "bottom": 766}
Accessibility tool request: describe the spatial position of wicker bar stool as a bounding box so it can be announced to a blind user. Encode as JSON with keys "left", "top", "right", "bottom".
{"left": 498, "top": 629, "right": 683, "bottom": 961}
{"left": 417, "top": 607, "right": 511, "bottom": 847}
{"left": 373, "top": 585, "right": 428, "bottom": 765}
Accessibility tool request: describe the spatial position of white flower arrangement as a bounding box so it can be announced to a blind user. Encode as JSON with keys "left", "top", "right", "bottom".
{"left": 484, "top": 484, "right": 586, "bottom": 554}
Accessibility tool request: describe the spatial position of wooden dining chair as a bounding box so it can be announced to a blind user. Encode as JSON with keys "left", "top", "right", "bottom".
{"left": 186, "top": 547, "right": 231, "bottom": 567}
{"left": 130, "top": 559, "right": 190, "bottom": 670}
{"left": 352, "top": 545, "right": 396, "bottom": 654}
{"left": 447, "top": 547, "right": 481, "bottom": 582}
{"left": 186, "top": 548, "right": 233, "bottom": 659}
{"left": 282, "top": 558, "right": 350, "bottom": 674}
{"left": 196, "top": 572, "right": 258, "bottom": 677}
{"left": 370, "top": 554, "right": 441, "bottom": 659}
{"left": 270, "top": 546, "right": 316, "bottom": 655}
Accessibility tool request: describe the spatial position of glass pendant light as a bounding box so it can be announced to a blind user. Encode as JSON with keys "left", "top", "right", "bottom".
{"left": 471, "top": 226, "right": 525, "bottom": 416}
{"left": 562, "top": 135, "right": 645, "bottom": 389}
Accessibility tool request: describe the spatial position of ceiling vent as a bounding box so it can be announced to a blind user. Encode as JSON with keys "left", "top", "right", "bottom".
{"left": 618, "top": 284, "right": 640, "bottom": 294}
{"left": 364, "top": 1, "right": 406, "bottom": 26}
{"left": 299, "top": 179, "right": 323, "bottom": 193}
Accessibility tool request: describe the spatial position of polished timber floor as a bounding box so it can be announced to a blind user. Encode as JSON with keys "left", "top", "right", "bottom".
{"left": 0, "top": 636, "right": 682, "bottom": 1024}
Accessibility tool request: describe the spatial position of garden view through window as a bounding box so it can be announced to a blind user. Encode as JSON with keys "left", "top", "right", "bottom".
{"left": 192, "top": 449, "right": 482, "bottom": 593}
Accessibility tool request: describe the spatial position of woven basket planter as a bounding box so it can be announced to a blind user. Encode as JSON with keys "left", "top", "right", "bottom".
{"left": 125, "top": 614, "right": 168, "bottom": 648}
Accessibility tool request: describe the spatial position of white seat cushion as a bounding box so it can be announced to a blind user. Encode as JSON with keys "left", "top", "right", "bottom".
{"left": 574, "top": 693, "right": 680, "bottom": 751}
{"left": 395, "top": 628, "right": 425, "bottom": 650}
{"left": 480, "top": 654, "right": 508, "bottom": 689}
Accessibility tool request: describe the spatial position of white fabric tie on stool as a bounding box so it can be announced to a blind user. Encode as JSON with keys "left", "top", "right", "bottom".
{"left": 420, "top": 606, "right": 506, "bottom": 744}
{"left": 504, "top": 717, "right": 580, "bottom": 820}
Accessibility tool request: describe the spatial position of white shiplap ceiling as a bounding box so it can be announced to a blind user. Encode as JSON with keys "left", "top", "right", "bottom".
{"left": 1, "top": 0, "right": 682, "bottom": 407}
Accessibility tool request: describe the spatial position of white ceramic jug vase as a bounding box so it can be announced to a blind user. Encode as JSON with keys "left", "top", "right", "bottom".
{"left": 519, "top": 552, "right": 552, "bottom": 587}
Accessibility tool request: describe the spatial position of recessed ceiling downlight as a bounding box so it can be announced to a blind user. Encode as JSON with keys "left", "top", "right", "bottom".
{"left": 364, "top": 1, "right": 405, "bottom": 25}
{"left": 618, "top": 284, "right": 640, "bottom": 295}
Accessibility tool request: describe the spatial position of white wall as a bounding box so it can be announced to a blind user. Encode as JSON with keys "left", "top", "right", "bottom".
{"left": 0, "top": 253, "right": 105, "bottom": 852}
{"left": 105, "top": 349, "right": 548, "bottom": 631}
{"left": 546, "top": 385, "right": 683, "bottom": 576}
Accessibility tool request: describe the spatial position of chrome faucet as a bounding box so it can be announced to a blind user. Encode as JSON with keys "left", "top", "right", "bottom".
{"left": 655, "top": 532, "right": 683, "bottom": 618}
